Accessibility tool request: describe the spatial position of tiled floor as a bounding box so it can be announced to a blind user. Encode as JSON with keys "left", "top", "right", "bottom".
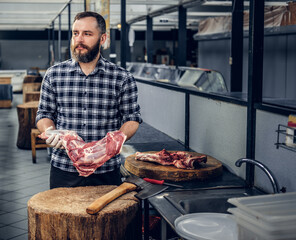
{"left": 0, "top": 93, "right": 186, "bottom": 240}
{"left": 0, "top": 94, "right": 51, "bottom": 239}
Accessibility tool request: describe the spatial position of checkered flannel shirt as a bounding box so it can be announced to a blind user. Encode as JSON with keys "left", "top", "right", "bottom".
{"left": 36, "top": 56, "right": 142, "bottom": 174}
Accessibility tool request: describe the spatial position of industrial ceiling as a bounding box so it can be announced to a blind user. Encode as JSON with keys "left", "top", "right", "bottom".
{"left": 0, "top": 0, "right": 288, "bottom": 31}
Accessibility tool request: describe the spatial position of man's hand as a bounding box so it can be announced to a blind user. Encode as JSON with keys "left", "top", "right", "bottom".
{"left": 45, "top": 126, "right": 63, "bottom": 148}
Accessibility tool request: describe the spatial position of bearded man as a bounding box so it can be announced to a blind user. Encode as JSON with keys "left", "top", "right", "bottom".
{"left": 36, "top": 11, "right": 142, "bottom": 189}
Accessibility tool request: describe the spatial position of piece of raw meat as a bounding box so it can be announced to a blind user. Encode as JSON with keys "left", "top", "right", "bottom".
{"left": 39, "top": 130, "right": 126, "bottom": 177}
{"left": 135, "top": 149, "right": 207, "bottom": 170}
{"left": 135, "top": 149, "right": 173, "bottom": 165}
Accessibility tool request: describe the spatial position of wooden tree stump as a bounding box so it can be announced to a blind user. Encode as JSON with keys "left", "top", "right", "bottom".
{"left": 0, "top": 78, "right": 12, "bottom": 108}
{"left": 24, "top": 91, "right": 40, "bottom": 103}
{"left": 16, "top": 101, "right": 39, "bottom": 149}
{"left": 23, "top": 75, "right": 42, "bottom": 83}
{"left": 28, "top": 186, "right": 140, "bottom": 240}
{"left": 22, "top": 83, "right": 41, "bottom": 103}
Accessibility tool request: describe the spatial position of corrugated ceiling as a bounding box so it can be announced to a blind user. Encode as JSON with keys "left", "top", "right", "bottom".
{"left": 0, "top": 0, "right": 288, "bottom": 31}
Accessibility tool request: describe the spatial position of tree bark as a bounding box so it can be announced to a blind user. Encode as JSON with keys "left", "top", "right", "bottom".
{"left": 16, "top": 101, "right": 39, "bottom": 149}
{"left": 28, "top": 186, "right": 140, "bottom": 240}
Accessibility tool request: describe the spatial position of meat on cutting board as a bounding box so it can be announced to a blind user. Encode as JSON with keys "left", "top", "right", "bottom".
{"left": 39, "top": 130, "right": 126, "bottom": 177}
{"left": 135, "top": 149, "right": 207, "bottom": 169}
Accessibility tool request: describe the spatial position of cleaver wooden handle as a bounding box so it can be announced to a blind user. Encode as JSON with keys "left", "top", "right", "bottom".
{"left": 86, "top": 182, "right": 137, "bottom": 215}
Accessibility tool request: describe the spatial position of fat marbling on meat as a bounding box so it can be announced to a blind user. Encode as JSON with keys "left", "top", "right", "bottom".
{"left": 39, "top": 130, "right": 126, "bottom": 177}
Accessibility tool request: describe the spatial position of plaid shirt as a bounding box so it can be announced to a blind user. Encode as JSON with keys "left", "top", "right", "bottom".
{"left": 36, "top": 56, "right": 142, "bottom": 174}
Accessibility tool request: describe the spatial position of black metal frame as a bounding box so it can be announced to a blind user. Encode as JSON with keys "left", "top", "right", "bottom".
{"left": 146, "top": 16, "right": 153, "bottom": 64}
{"left": 230, "top": 0, "right": 244, "bottom": 92}
{"left": 178, "top": 5, "right": 187, "bottom": 67}
{"left": 120, "top": 0, "right": 127, "bottom": 69}
{"left": 110, "top": 28, "right": 117, "bottom": 64}
{"left": 51, "top": 23, "right": 55, "bottom": 64}
{"left": 246, "top": 0, "right": 265, "bottom": 187}
{"left": 47, "top": 1, "right": 72, "bottom": 66}
{"left": 68, "top": 4, "right": 71, "bottom": 59}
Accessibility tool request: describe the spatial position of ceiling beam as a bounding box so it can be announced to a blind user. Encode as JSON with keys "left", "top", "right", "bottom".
{"left": 0, "top": 0, "right": 80, "bottom": 3}
{"left": 203, "top": 1, "right": 288, "bottom": 7}
{"left": 127, "top": 0, "right": 204, "bottom": 24}
{"left": 110, "top": 0, "right": 179, "bottom": 5}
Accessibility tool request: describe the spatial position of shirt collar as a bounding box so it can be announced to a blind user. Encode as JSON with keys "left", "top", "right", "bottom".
{"left": 68, "top": 59, "right": 80, "bottom": 72}
{"left": 93, "top": 56, "right": 107, "bottom": 74}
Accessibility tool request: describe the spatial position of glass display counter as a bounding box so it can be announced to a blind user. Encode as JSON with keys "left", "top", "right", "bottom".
{"left": 127, "top": 62, "right": 228, "bottom": 94}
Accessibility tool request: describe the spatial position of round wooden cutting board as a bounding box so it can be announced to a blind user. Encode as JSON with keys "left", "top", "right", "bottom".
{"left": 124, "top": 151, "right": 223, "bottom": 182}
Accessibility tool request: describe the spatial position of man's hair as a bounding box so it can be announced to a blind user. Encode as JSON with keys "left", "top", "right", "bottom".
{"left": 74, "top": 11, "right": 106, "bottom": 34}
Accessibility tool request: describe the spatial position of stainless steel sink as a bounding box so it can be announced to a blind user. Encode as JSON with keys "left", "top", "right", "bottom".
{"left": 164, "top": 187, "right": 264, "bottom": 214}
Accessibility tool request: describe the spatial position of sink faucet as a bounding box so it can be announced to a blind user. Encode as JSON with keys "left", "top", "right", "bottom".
{"left": 235, "top": 158, "right": 280, "bottom": 194}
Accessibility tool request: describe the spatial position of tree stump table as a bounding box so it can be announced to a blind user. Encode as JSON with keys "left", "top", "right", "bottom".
{"left": 22, "top": 82, "right": 41, "bottom": 103}
{"left": 16, "top": 101, "right": 39, "bottom": 149}
{"left": 24, "top": 91, "right": 40, "bottom": 103}
{"left": 28, "top": 186, "right": 140, "bottom": 240}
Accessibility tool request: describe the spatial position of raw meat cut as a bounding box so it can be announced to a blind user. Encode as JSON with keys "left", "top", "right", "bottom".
{"left": 135, "top": 149, "right": 207, "bottom": 169}
{"left": 39, "top": 130, "right": 126, "bottom": 177}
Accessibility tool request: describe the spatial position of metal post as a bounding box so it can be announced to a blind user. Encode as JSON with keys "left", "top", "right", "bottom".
{"left": 52, "top": 21, "right": 55, "bottom": 64}
{"left": 146, "top": 16, "right": 153, "bottom": 63}
{"left": 185, "top": 93, "right": 190, "bottom": 149}
{"left": 172, "top": 29, "right": 177, "bottom": 66}
{"left": 110, "top": 28, "right": 117, "bottom": 63}
{"left": 68, "top": 3, "right": 71, "bottom": 59}
{"left": 126, "top": 24, "right": 131, "bottom": 62}
{"left": 230, "top": 0, "right": 244, "bottom": 92}
{"left": 120, "top": 0, "right": 127, "bottom": 69}
{"left": 58, "top": 14, "right": 62, "bottom": 62}
{"left": 161, "top": 218, "right": 167, "bottom": 240}
{"left": 246, "top": 0, "right": 264, "bottom": 187}
{"left": 178, "top": 5, "right": 187, "bottom": 67}
{"left": 143, "top": 199, "right": 149, "bottom": 240}
{"left": 48, "top": 28, "right": 51, "bottom": 66}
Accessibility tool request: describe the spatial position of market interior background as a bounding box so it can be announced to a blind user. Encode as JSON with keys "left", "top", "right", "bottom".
{"left": 0, "top": 0, "right": 296, "bottom": 240}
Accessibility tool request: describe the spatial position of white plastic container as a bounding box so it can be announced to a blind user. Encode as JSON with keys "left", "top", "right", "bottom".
{"left": 228, "top": 192, "right": 296, "bottom": 224}
{"left": 227, "top": 192, "right": 296, "bottom": 240}
{"left": 228, "top": 208, "right": 296, "bottom": 240}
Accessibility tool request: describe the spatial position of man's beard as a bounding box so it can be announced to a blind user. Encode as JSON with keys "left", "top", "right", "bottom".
{"left": 71, "top": 38, "right": 101, "bottom": 63}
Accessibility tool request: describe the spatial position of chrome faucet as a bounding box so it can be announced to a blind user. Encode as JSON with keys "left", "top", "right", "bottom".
{"left": 235, "top": 158, "right": 280, "bottom": 194}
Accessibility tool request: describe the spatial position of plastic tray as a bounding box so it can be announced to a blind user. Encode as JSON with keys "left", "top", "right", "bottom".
{"left": 174, "top": 213, "right": 238, "bottom": 240}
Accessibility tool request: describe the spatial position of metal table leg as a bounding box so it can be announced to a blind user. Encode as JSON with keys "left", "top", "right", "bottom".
{"left": 144, "top": 199, "right": 150, "bottom": 240}
{"left": 161, "top": 217, "right": 167, "bottom": 240}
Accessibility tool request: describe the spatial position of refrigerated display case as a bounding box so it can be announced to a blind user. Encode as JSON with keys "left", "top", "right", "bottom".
{"left": 127, "top": 62, "right": 228, "bottom": 94}
{"left": 178, "top": 67, "right": 228, "bottom": 93}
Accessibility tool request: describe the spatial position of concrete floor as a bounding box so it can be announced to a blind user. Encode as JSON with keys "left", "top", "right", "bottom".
{"left": 0, "top": 93, "right": 186, "bottom": 240}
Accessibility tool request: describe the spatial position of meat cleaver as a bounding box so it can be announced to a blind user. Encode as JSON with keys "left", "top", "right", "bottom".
{"left": 86, "top": 165, "right": 168, "bottom": 215}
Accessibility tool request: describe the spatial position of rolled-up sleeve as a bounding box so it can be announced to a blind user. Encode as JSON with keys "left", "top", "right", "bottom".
{"left": 35, "top": 69, "right": 57, "bottom": 125}
{"left": 119, "top": 72, "right": 142, "bottom": 124}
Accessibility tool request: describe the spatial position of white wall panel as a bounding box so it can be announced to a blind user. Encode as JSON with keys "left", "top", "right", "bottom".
{"left": 189, "top": 95, "right": 247, "bottom": 177}
{"left": 137, "top": 82, "right": 185, "bottom": 142}
{"left": 255, "top": 110, "right": 296, "bottom": 193}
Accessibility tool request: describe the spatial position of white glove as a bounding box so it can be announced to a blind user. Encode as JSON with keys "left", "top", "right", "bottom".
{"left": 45, "top": 126, "right": 63, "bottom": 149}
